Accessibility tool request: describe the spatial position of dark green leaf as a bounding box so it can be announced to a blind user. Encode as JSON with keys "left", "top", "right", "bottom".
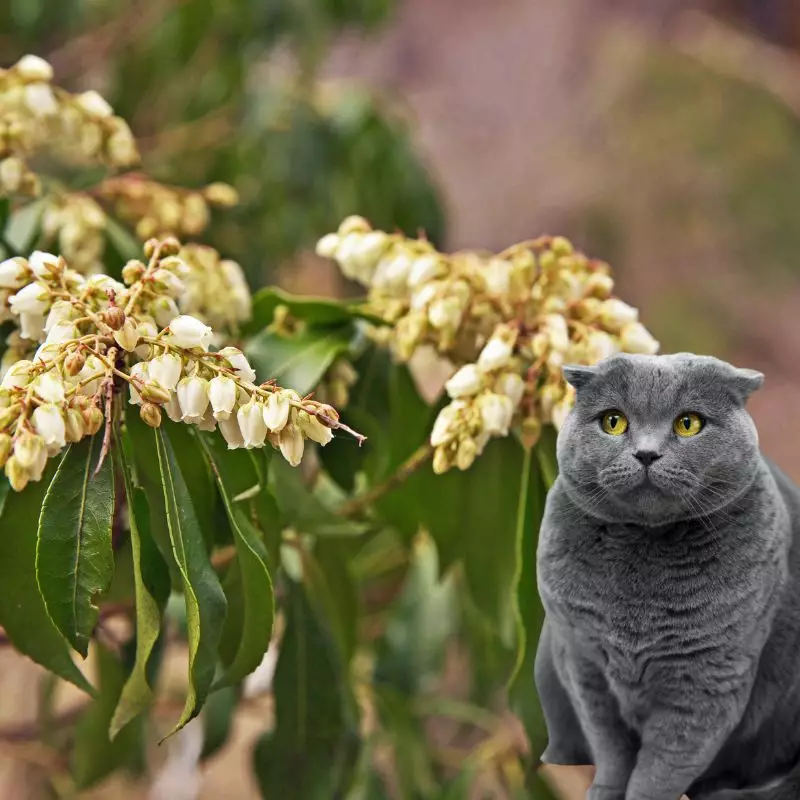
{"left": 72, "top": 645, "right": 144, "bottom": 789}
{"left": 374, "top": 534, "right": 457, "bottom": 697}
{"left": 244, "top": 323, "right": 354, "bottom": 395}
{"left": 196, "top": 432, "right": 274, "bottom": 687}
{"left": 124, "top": 408, "right": 181, "bottom": 586}
{"left": 509, "top": 431, "right": 557, "bottom": 785}
{"left": 253, "top": 583, "right": 360, "bottom": 799}
{"left": 269, "top": 456, "right": 367, "bottom": 536}
{"left": 110, "top": 440, "right": 170, "bottom": 739}
{"left": 4, "top": 197, "right": 44, "bottom": 252}
{"left": 36, "top": 436, "right": 115, "bottom": 657}
{"left": 200, "top": 684, "right": 238, "bottom": 761}
{"left": 0, "top": 476, "right": 8, "bottom": 517}
{"left": 155, "top": 427, "right": 227, "bottom": 737}
{"left": 246, "top": 287, "right": 359, "bottom": 332}
{"left": 0, "top": 462, "right": 93, "bottom": 693}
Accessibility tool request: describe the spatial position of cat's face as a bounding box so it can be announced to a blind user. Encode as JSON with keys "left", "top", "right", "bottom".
{"left": 556, "top": 353, "right": 763, "bottom": 526}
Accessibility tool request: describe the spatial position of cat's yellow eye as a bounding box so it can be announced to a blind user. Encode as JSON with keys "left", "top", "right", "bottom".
{"left": 601, "top": 411, "right": 628, "bottom": 436}
{"left": 674, "top": 413, "right": 703, "bottom": 438}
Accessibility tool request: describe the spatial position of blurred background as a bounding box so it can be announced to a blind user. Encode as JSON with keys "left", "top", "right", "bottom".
{"left": 2, "top": 0, "right": 800, "bottom": 797}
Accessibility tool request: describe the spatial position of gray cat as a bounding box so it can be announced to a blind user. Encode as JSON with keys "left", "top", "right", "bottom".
{"left": 535, "top": 352, "right": 800, "bottom": 800}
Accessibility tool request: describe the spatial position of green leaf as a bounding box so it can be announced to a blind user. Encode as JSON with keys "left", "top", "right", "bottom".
{"left": 154, "top": 427, "right": 227, "bottom": 737}
{"left": 247, "top": 287, "right": 359, "bottom": 331}
{"left": 200, "top": 684, "right": 238, "bottom": 761}
{"left": 36, "top": 436, "right": 115, "bottom": 658}
{"left": 110, "top": 439, "right": 170, "bottom": 739}
{"left": 253, "top": 583, "right": 360, "bottom": 799}
{"left": 269, "top": 456, "right": 367, "bottom": 536}
{"left": 4, "top": 197, "right": 44, "bottom": 252}
{"left": 0, "top": 462, "right": 93, "bottom": 692}
{"left": 196, "top": 432, "right": 274, "bottom": 687}
{"left": 509, "top": 431, "right": 557, "bottom": 781}
{"left": 73, "top": 644, "right": 144, "bottom": 789}
{"left": 244, "top": 323, "right": 354, "bottom": 395}
{"left": 0, "top": 476, "right": 8, "bottom": 517}
{"left": 374, "top": 534, "right": 457, "bottom": 697}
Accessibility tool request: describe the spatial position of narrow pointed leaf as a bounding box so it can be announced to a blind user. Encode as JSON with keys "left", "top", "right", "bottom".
{"left": 36, "top": 436, "right": 115, "bottom": 657}
{"left": 110, "top": 439, "right": 170, "bottom": 739}
{"left": 197, "top": 432, "right": 274, "bottom": 687}
{"left": 0, "top": 461, "right": 93, "bottom": 693}
{"left": 154, "top": 427, "right": 227, "bottom": 737}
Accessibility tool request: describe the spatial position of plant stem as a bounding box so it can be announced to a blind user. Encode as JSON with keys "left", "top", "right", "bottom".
{"left": 338, "top": 443, "right": 434, "bottom": 518}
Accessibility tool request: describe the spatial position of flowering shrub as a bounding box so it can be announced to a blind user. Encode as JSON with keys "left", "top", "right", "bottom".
{"left": 0, "top": 52, "right": 657, "bottom": 798}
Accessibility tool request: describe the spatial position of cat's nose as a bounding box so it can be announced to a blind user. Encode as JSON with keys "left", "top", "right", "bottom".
{"left": 634, "top": 449, "right": 662, "bottom": 466}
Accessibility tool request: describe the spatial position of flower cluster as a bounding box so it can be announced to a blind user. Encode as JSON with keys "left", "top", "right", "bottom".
{"left": 317, "top": 216, "right": 659, "bottom": 473}
{"left": 0, "top": 55, "right": 138, "bottom": 197}
{"left": 41, "top": 193, "right": 108, "bottom": 275}
{"left": 0, "top": 241, "right": 358, "bottom": 491}
{"left": 97, "top": 174, "right": 238, "bottom": 241}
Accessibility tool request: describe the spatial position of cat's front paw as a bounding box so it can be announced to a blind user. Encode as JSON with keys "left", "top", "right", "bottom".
{"left": 587, "top": 785, "right": 626, "bottom": 800}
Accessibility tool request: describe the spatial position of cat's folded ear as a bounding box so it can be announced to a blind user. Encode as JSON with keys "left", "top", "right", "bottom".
{"left": 562, "top": 364, "right": 598, "bottom": 390}
{"left": 728, "top": 367, "right": 764, "bottom": 402}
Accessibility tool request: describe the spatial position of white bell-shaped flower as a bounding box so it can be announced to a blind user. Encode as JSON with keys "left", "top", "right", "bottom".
{"left": 297, "top": 412, "right": 333, "bottom": 446}
{"left": 478, "top": 392, "right": 514, "bottom": 437}
{"left": 9, "top": 282, "right": 48, "bottom": 316}
{"left": 218, "top": 416, "right": 244, "bottom": 449}
{"left": 445, "top": 364, "right": 484, "bottom": 399}
{"left": 477, "top": 334, "right": 514, "bottom": 372}
{"left": 279, "top": 424, "right": 304, "bottom": 466}
{"left": 599, "top": 299, "right": 639, "bottom": 332}
{"left": 148, "top": 353, "right": 182, "bottom": 391}
{"left": 32, "top": 372, "right": 65, "bottom": 404}
{"left": 208, "top": 376, "right": 236, "bottom": 420}
{"left": 0, "top": 258, "right": 27, "bottom": 289}
{"left": 129, "top": 362, "right": 149, "bottom": 405}
{"left": 45, "top": 321, "right": 79, "bottom": 346}
{"left": 620, "top": 322, "right": 659, "bottom": 355}
{"left": 1, "top": 359, "right": 33, "bottom": 390}
{"left": 237, "top": 400, "right": 267, "bottom": 449}
{"left": 28, "top": 251, "right": 60, "bottom": 279}
{"left": 176, "top": 376, "right": 209, "bottom": 421}
{"left": 430, "top": 402, "right": 463, "bottom": 447}
{"left": 168, "top": 315, "right": 213, "bottom": 350}
{"left": 218, "top": 347, "right": 256, "bottom": 383}
{"left": 18, "top": 312, "right": 46, "bottom": 341}
{"left": 263, "top": 391, "right": 291, "bottom": 432}
{"left": 32, "top": 404, "right": 66, "bottom": 449}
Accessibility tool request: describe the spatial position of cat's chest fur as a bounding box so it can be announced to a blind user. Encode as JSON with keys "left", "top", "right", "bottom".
{"left": 538, "top": 477, "right": 789, "bottom": 720}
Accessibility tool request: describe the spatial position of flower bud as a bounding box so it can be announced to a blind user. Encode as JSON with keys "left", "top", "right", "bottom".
{"left": 237, "top": 400, "right": 267, "bottom": 449}
{"left": 495, "top": 372, "right": 525, "bottom": 407}
{"left": 168, "top": 315, "right": 213, "bottom": 350}
{"left": 430, "top": 403, "right": 463, "bottom": 447}
{"left": 338, "top": 215, "right": 371, "bottom": 236}
{"left": 64, "top": 351, "right": 86, "bottom": 377}
{"left": 151, "top": 296, "right": 179, "bottom": 328}
{"left": 32, "top": 404, "right": 66, "bottom": 449}
{"left": 551, "top": 236, "right": 574, "bottom": 257}
{"left": 542, "top": 314, "right": 570, "bottom": 353}
{"left": 152, "top": 269, "right": 184, "bottom": 297}
{"left": 478, "top": 393, "right": 514, "bottom": 436}
{"left": 585, "top": 330, "right": 618, "bottom": 363}
{"left": 75, "top": 90, "right": 113, "bottom": 118}
{"left": 148, "top": 353, "right": 182, "bottom": 391}
{"left": 140, "top": 402, "right": 162, "bottom": 428}
{"left": 407, "top": 254, "right": 444, "bottom": 289}
{"left": 428, "top": 297, "right": 464, "bottom": 332}
{"left": 104, "top": 306, "right": 126, "bottom": 331}
{"left": 140, "top": 381, "right": 172, "bottom": 405}
{"left": 203, "top": 182, "right": 239, "bottom": 207}
{"left": 484, "top": 258, "right": 513, "bottom": 297}
{"left": 583, "top": 272, "right": 614, "bottom": 299}
{"left": 0, "top": 433, "right": 11, "bottom": 466}
{"left": 15, "top": 54, "right": 54, "bottom": 82}
{"left": 122, "top": 260, "right": 146, "bottom": 284}
{"left": 83, "top": 406, "right": 104, "bottom": 436}
{"left": 263, "top": 390, "right": 291, "bottom": 432}
{"left": 599, "top": 298, "right": 638, "bottom": 332}
{"left": 316, "top": 233, "right": 340, "bottom": 259}
{"left": 296, "top": 411, "right": 333, "bottom": 446}
{"left": 159, "top": 237, "right": 182, "bottom": 257}
{"left": 0, "top": 403, "right": 22, "bottom": 430}
{"left": 6, "top": 455, "right": 28, "bottom": 492}
{"left": 551, "top": 390, "right": 575, "bottom": 431}
{"left": 14, "top": 431, "right": 45, "bottom": 469}
{"left": 65, "top": 408, "right": 84, "bottom": 443}
{"left": 432, "top": 445, "right": 454, "bottom": 475}
{"left": 176, "top": 376, "right": 209, "bottom": 420}
{"left": 477, "top": 328, "right": 517, "bottom": 372}
{"left": 218, "top": 347, "right": 256, "bottom": 383}
{"left": 209, "top": 376, "right": 236, "bottom": 420}
{"left": 520, "top": 416, "right": 542, "bottom": 450}
{"left": 278, "top": 424, "right": 305, "bottom": 466}
{"left": 619, "top": 322, "right": 659, "bottom": 356}
{"left": 456, "top": 438, "right": 478, "bottom": 471}
{"left": 445, "top": 364, "right": 484, "bottom": 399}
{"left": 33, "top": 372, "right": 65, "bottom": 404}
{"left": 113, "top": 319, "right": 140, "bottom": 352}
{"left": 0, "top": 257, "right": 28, "bottom": 290}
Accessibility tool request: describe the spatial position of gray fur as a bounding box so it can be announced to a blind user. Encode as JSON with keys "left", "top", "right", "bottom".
{"left": 535, "top": 353, "right": 800, "bottom": 800}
